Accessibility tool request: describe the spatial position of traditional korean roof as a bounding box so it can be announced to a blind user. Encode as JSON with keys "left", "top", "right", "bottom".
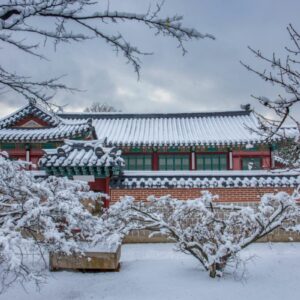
{"left": 0, "top": 121, "right": 94, "bottom": 142}
{"left": 0, "top": 100, "right": 60, "bottom": 128}
{"left": 0, "top": 101, "right": 95, "bottom": 142}
{"left": 39, "top": 139, "right": 124, "bottom": 168}
{"left": 111, "top": 170, "right": 300, "bottom": 189}
{"left": 0, "top": 103, "right": 294, "bottom": 145}
{"left": 59, "top": 110, "right": 270, "bottom": 146}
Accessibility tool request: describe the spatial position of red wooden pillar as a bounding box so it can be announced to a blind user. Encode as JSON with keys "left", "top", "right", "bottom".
{"left": 152, "top": 151, "right": 159, "bottom": 170}
{"left": 104, "top": 177, "right": 110, "bottom": 208}
{"left": 88, "top": 178, "right": 110, "bottom": 208}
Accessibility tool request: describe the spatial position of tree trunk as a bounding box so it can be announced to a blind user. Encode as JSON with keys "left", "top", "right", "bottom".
{"left": 209, "top": 262, "right": 225, "bottom": 278}
{"left": 209, "top": 264, "right": 217, "bottom": 278}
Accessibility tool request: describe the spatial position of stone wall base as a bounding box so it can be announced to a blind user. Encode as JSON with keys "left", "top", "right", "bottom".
{"left": 123, "top": 229, "right": 300, "bottom": 244}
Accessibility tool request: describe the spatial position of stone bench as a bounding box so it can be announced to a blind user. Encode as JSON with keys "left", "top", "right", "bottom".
{"left": 49, "top": 244, "right": 121, "bottom": 272}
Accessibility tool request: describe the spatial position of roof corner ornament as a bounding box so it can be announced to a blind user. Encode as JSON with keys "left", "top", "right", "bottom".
{"left": 28, "top": 99, "right": 37, "bottom": 106}
{"left": 87, "top": 118, "right": 93, "bottom": 126}
{"left": 57, "top": 148, "right": 66, "bottom": 157}
{"left": 240, "top": 103, "right": 252, "bottom": 111}
{"left": 95, "top": 146, "right": 104, "bottom": 158}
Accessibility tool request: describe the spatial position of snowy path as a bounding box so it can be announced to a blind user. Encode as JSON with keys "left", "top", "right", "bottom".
{"left": 2, "top": 243, "right": 300, "bottom": 300}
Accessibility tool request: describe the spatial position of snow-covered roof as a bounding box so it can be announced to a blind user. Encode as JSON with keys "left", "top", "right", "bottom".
{"left": 111, "top": 170, "right": 300, "bottom": 188}
{"left": 0, "top": 122, "right": 94, "bottom": 142}
{"left": 39, "top": 140, "right": 124, "bottom": 168}
{"left": 0, "top": 100, "right": 60, "bottom": 128}
{"left": 0, "top": 101, "right": 95, "bottom": 142}
{"left": 0, "top": 103, "right": 292, "bottom": 145}
{"left": 59, "top": 110, "right": 269, "bottom": 146}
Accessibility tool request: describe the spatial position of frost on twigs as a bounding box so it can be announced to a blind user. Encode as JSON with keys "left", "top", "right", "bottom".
{"left": 241, "top": 24, "right": 300, "bottom": 170}
{"left": 0, "top": 152, "right": 106, "bottom": 293}
{"left": 108, "top": 190, "right": 300, "bottom": 278}
{"left": 0, "top": 0, "right": 214, "bottom": 102}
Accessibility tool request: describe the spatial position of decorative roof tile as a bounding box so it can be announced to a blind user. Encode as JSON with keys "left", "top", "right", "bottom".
{"left": 39, "top": 139, "right": 124, "bottom": 168}
{"left": 111, "top": 170, "right": 300, "bottom": 189}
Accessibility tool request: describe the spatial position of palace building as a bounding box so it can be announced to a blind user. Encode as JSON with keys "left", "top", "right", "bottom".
{"left": 0, "top": 100, "right": 298, "bottom": 206}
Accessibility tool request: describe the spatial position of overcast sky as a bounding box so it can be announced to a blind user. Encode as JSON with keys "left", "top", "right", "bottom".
{"left": 1, "top": 0, "right": 300, "bottom": 116}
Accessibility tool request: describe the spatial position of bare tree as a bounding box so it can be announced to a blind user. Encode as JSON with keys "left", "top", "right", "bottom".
{"left": 84, "top": 102, "right": 120, "bottom": 112}
{"left": 241, "top": 24, "right": 300, "bottom": 168}
{"left": 0, "top": 0, "right": 214, "bottom": 104}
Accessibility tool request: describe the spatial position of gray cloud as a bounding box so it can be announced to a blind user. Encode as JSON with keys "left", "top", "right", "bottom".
{"left": 1, "top": 0, "right": 300, "bottom": 116}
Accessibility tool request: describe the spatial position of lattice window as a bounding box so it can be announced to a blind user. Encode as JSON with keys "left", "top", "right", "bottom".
{"left": 196, "top": 154, "right": 227, "bottom": 170}
{"left": 123, "top": 155, "right": 152, "bottom": 170}
{"left": 159, "top": 154, "right": 190, "bottom": 170}
{"left": 1, "top": 143, "right": 16, "bottom": 150}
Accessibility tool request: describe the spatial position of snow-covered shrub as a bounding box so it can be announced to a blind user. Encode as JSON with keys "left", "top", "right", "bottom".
{"left": 0, "top": 153, "right": 105, "bottom": 292}
{"left": 107, "top": 191, "right": 300, "bottom": 278}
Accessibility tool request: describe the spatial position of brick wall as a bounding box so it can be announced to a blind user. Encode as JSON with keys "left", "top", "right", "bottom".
{"left": 110, "top": 187, "right": 295, "bottom": 203}
{"left": 110, "top": 187, "right": 300, "bottom": 243}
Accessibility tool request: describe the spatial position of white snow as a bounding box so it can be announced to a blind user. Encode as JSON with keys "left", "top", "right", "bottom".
{"left": 122, "top": 170, "right": 300, "bottom": 188}
{"left": 65, "top": 111, "right": 265, "bottom": 146}
{"left": 3, "top": 243, "right": 300, "bottom": 300}
{"left": 40, "top": 139, "right": 124, "bottom": 168}
{"left": 124, "top": 169, "right": 300, "bottom": 176}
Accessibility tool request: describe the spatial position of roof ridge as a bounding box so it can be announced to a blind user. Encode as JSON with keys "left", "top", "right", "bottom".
{"left": 59, "top": 110, "right": 252, "bottom": 119}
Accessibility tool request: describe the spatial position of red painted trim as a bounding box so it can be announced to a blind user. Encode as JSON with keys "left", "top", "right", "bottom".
{"left": 5, "top": 149, "right": 44, "bottom": 165}
{"left": 104, "top": 178, "right": 110, "bottom": 208}
{"left": 30, "top": 149, "right": 44, "bottom": 155}
{"left": 232, "top": 150, "right": 270, "bottom": 156}
{"left": 232, "top": 150, "right": 271, "bottom": 170}
{"left": 13, "top": 115, "right": 51, "bottom": 127}
{"left": 5, "top": 149, "right": 26, "bottom": 156}
{"left": 156, "top": 151, "right": 190, "bottom": 155}
{"left": 153, "top": 152, "right": 159, "bottom": 170}
{"left": 195, "top": 151, "right": 228, "bottom": 154}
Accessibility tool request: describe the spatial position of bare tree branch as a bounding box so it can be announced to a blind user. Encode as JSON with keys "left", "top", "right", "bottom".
{"left": 241, "top": 24, "right": 300, "bottom": 168}
{"left": 0, "top": 0, "right": 214, "bottom": 102}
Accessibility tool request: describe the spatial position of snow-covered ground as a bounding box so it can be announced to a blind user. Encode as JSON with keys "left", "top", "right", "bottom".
{"left": 3, "top": 243, "right": 300, "bottom": 300}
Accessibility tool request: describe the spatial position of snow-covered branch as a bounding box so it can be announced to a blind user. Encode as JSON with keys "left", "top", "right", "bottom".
{"left": 106, "top": 191, "right": 300, "bottom": 278}
{"left": 0, "top": 152, "right": 106, "bottom": 292}
{"left": 241, "top": 24, "right": 300, "bottom": 169}
{"left": 0, "top": 0, "right": 214, "bottom": 101}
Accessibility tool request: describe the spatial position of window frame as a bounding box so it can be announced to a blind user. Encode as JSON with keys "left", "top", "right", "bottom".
{"left": 158, "top": 154, "right": 190, "bottom": 171}
{"left": 196, "top": 153, "right": 228, "bottom": 171}
{"left": 123, "top": 154, "right": 153, "bottom": 170}
{"left": 241, "top": 157, "right": 262, "bottom": 170}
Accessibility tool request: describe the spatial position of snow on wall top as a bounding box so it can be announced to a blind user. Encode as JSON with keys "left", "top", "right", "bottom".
{"left": 111, "top": 170, "right": 300, "bottom": 189}
{"left": 39, "top": 139, "right": 124, "bottom": 168}
{"left": 0, "top": 101, "right": 94, "bottom": 141}
{"left": 59, "top": 110, "right": 268, "bottom": 146}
